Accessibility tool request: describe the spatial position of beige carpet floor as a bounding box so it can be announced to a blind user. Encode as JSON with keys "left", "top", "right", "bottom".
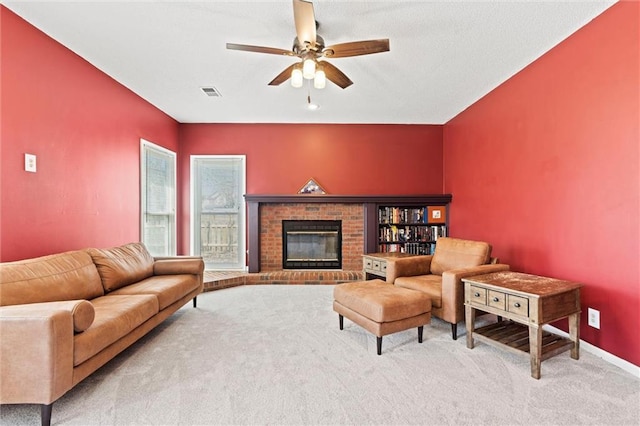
{"left": 1, "top": 285, "right": 639, "bottom": 425}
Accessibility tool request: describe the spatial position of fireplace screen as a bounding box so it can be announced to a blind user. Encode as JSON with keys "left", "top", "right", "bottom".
{"left": 282, "top": 220, "right": 342, "bottom": 269}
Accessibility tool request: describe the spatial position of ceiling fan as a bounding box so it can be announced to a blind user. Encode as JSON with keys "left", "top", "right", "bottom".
{"left": 226, "top": 0, "right": 390, "bottom": 89}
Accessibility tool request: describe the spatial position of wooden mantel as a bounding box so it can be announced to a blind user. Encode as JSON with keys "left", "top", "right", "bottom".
{"left": 244, "top": 194, "right": 453, "bottom": 273}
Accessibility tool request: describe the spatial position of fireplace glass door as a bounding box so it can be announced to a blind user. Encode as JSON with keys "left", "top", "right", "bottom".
{"left": 282, "top": 220, "right": 341, "bottom": 269}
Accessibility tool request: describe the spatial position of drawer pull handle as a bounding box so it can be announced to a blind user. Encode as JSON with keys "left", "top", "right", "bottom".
{"left": 514, "top": 302, "right": 521, "bottom": 308}
{"left": 492, "top": 297, "right": 500, "bottom": 302}
{"left": 474, "top": 292, "right": 480, "bottom": 297}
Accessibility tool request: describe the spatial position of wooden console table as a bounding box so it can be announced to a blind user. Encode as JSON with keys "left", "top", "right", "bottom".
{"left": 463, "top": 271, "right": 582, "bottom": 379}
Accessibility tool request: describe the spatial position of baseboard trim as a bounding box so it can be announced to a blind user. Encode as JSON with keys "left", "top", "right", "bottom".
{"left": 543, "top": 325, "right": 640, "bottom": 379}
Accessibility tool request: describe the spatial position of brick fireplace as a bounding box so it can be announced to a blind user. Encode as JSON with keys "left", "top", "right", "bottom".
{"left": 260, "top": 203, "right": 363, "bottom": 272}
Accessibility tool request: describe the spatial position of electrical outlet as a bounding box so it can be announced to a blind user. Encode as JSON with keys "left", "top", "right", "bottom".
{"left": 25, "top": 153, "right": 37, "bottom": 173}
{"left": 588, "top": 308, "right": 600, "bottom": 329}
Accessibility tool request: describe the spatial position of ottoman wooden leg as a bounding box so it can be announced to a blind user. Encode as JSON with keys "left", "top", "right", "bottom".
{"left": 418, "top": 326, "right": 424, "bottom": 343}
{"left": 376, "top": 336, "right": 382, "bottom": 355}
{"left": 339, "top": 314, "right": 344, "bottom": 330}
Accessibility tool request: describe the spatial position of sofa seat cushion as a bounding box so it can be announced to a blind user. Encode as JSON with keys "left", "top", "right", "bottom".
{"left": 0, "top": 250, "right": 104, "bottom": 306}
{"left": 109, "top": 275, "right": 200, "bottom": 310}
{"left": 73, "top": 294, "right": 159, "bottom": 366}
{"left": 394, "top": 275, "right": 443, "bottom": 308}
{"left": 87, "top": 243, "right": 155, "bottom": 292}
{"left": 430, "top": 238, "right": 491, "bottom": 275}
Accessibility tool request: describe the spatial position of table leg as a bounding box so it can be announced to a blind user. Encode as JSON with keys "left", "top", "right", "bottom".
{"left": 569, "top": 312, "right": 580, "bottom": 360}
{"left": 529, "top": 325, "right": 542, "bottom": 379}
{"left": 465, "top": 305, "right": 476, "bottom": 349}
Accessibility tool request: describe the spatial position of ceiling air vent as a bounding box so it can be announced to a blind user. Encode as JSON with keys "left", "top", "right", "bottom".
{"left": 201, "top": 87, "right": 221, "bottom": 97}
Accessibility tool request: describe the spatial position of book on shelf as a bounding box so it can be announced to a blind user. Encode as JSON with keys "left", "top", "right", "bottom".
{"left": 379, "top": 206, "right": 447, "bottom": 225}
{"left": 379, "top": 224, "right": 447, "bottom": 243}
{"left": 378, "top": 207, "right": 433, "bottom": 224}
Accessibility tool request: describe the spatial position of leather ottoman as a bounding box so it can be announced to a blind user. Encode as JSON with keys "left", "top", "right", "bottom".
{"left": 333, "top": 279, "right": 432, "bottom": 355}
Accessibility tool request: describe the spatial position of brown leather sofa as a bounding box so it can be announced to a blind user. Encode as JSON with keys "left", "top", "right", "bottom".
{"left": 385, "top": 237, "right": 509, "bottom": 340}
{"left": 0, "top": 242, "right": 204, "bottom": 426}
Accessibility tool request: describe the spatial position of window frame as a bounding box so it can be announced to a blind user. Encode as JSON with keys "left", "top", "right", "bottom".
{"left": 140, "top": 139, "right": 177, "bottom": 256}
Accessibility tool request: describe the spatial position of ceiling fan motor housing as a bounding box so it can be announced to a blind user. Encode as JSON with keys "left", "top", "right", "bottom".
{"left": 293, "top": 34, "right": 325, "bottom": 57}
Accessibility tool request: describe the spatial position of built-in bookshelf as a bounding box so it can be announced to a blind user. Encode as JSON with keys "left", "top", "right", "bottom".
{"left": 377, "top": 204, "right": 449, "bottom": 254}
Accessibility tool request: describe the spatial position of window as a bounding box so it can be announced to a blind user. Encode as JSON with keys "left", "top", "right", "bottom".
{"left": 141, "top": 140, "right": 176, "bottom": 256}
{"left": 191, "top": 155, "right": 246, "bottom": 270}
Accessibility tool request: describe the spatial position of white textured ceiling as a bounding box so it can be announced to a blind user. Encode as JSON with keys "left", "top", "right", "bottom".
{"left": 4, "top": 0, "right": 616, "bottom": 124}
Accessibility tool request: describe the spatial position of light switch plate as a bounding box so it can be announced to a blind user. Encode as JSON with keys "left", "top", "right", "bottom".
{"left": 25, "top": 153, "right": 37, "bottom": 172}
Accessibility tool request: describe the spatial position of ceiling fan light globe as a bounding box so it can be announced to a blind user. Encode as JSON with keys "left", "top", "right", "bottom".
{"left": 303, "top": 58, "right": 316, "bottom": 79}
{"left": 314, "top": 70, "right": 326, "bottom": 89}
{"left": 291, "top": 68, "right": 304, "bottom": 88}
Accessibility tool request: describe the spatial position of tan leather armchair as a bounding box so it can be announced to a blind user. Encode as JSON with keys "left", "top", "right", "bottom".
{"left": 386, "top": 237, "right": 509, "bottom": 339}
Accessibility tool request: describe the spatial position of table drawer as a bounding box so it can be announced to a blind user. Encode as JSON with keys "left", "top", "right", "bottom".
{"left": 507, "top": 294, "right": 529, "bottom": 317}
{"left": 380, "top": 261, "right": 387, "bottom": 274}
{"left": 363, "top": 258, "right": 373, "bottom": 270}
{"left": 488, "top": 290, "right": 506, "bottom": 311}
{"left": 469, "top": 286, "right": 487, "bottom": 306}
{"left": 372, "top": 260, "right": 381, "bottom": 271}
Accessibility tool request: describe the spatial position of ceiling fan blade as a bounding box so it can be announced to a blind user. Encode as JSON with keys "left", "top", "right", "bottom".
{"left": 320, "top": 61, "right": 353, "bottom": 89}
{"left": 268, "top": 63, "right": 298, "bottom": 86}
{"left": 226, "top": 43, "right": 294, "bottom": 56}
{"left": 323, "top": 39, "right": 390, "bottom": 58}
{"left": 293, "top": 0, "right": 316, "bottom": 47}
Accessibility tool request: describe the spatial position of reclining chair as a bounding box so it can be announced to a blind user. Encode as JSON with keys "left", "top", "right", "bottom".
{"left": 385, "top": 237, "right": 509, "bottom": 339}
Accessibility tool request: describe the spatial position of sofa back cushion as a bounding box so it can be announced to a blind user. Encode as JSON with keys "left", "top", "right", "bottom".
{"left": 0, "top": 250, "right": 104, "bottom": 306}
{"left": 87, "top": 242, "right": 154, "bottom": 292}
{"left": 430, "top": 237, "right": 492, "bottom": 275}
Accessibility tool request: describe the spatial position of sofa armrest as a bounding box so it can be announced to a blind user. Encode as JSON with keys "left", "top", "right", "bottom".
{"left": 439, "top": 263, "right": 511, "bottom": 324}
{"left": 0, "top": 302, "right": 81, "bottom": 404}
{"left": 153, "top": 257, "right": 205, "bottom": 276}
{"left": 385, "top": 255, "right": 433, "bottom": 283}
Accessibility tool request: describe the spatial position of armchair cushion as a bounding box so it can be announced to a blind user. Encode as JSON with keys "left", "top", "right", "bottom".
{"left": 393, "top": 274, "right": 443, "bottom": 308}
{"left": 430, "top": 237, "right": 491, "bottom": 275}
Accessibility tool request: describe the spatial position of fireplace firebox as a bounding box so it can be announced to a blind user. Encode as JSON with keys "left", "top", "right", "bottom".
{"left": 282, "top": 220, "right": 342, "bottom": 269}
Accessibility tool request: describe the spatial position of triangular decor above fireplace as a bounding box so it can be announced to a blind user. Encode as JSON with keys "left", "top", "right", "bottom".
{"left": 298, "top": 178, "right": 326, "bottom": 194}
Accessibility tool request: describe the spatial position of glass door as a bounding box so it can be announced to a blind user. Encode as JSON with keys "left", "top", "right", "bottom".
{"left": 191, "top": 155, "right": 246, "bottom": 270}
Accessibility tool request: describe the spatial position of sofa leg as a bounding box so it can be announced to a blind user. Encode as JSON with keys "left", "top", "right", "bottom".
{"left": 418, "top": 326, "right": 424, "bottom": 343}
{"left": 338, "top": 314, "right": 344, "bottom": 330}
{"left": 451, "top": 323, "right": 458, "bottom": 340}
{"left": 376, "top": 336, "right": 382, "bottom": 355}
{"left": 41, "top": 403, "right": 52, "bottom": 426}
{"left": 192, "top": 296, "right": 197, "bottom": 308}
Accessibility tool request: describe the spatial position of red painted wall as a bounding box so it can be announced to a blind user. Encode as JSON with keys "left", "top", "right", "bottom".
{"left": 178, "top": 124, "right": 443, "bottom": 252}
{"left": 0, "top": 7, "right": 179, "bottom": 261}
{"left": 443, "top": 2, "right": 639, "bottom": 366}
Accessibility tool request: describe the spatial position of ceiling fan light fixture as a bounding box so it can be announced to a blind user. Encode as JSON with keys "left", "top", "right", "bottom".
{"left": 291, "top": 68, "right": 303, "bottom": 88}
{"left": 302, "top": 58, "right": 316, "bottom": 79}
{"left": 313, "top": 69, "right": 326, "bottom": 89}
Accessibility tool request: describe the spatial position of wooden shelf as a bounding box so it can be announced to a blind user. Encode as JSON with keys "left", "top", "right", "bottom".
{"left": 473, "top": 321, "right": 575, "bottom": 361}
